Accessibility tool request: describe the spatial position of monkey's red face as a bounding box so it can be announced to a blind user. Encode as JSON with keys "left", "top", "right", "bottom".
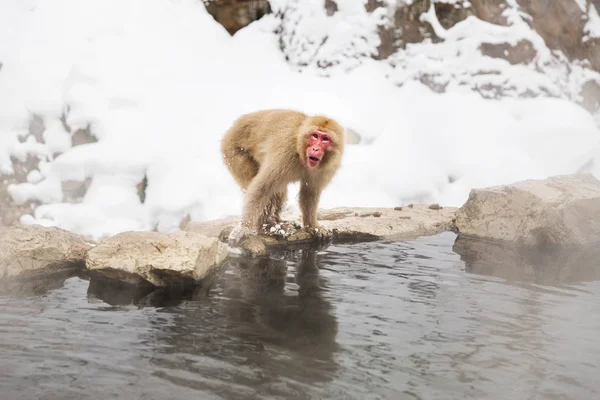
{"left": 306, "top": 131, "right": 331, "bottom": 168}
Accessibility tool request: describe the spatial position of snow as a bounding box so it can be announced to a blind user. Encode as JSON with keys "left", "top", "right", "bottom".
{"left": 585, "top": 3, "right": 600, "bottom": 41}
{"left": 0, "top": 0, "right": 600, "bottom": 239}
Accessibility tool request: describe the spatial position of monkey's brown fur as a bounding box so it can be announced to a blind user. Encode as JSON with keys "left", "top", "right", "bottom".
{"left": 221, "top": 109, "right": 345, "bottom": 241}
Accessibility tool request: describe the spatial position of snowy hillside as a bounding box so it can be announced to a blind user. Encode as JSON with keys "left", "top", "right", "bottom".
{"left": 1, "top": 0, "right": 600, "bottom": 239}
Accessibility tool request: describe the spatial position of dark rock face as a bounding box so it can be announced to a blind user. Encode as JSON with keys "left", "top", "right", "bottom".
{"left": 376, "top": 0, "right": 599, "bottom": 69}
{"left": 480, "top": 40, "right": 537, "bottom": 65}
{"left": 517, "top": 0, "right": 600, "bottom": 70}
{"left": 372, "top": 0, "right": 509, "bottom": 60}
{"left": 375, "top": 0, "right": 433, "bottom": 60}
{"left": 267, "top": 0, "right": 600, "bottom": 112}
{"left": 325, "top": 0, "right": 338, "bottom": 16}
{"left": 203, "top": 0, "right": 272, "bottom": 35}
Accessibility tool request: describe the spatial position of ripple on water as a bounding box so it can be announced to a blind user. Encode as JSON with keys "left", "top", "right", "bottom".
{"left": 1, "top": 232, "right": 600, "bottom": 399}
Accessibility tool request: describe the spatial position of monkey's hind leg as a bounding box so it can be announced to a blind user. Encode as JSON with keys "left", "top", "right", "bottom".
{"left": 222, "top": 147, "right": 259, "bottom": 190}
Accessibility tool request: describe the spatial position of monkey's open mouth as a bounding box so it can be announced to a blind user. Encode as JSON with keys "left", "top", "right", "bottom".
{"left": 309, "top": 156, "right": 320, "bottom": 162}
{"left": 308, "top": 156, "right": 320, "bottom": 167}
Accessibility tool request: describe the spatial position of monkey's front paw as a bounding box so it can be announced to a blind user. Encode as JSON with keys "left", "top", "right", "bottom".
{"left": 228, "top": 224, "right": 254, "bottom": 247}
{"left": 305, "top": 225, "right": 332, "bottom": 242}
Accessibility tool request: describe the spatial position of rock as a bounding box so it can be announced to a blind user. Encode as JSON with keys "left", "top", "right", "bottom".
{"left": 455, "top": 174, "right": 600, "bottom": 248}
{"left": 321, "top": 206, "right": 456, "bottom": 241}
{"left": 480, "top": 40, "right": 537, "bottom": 65}
{"left": 325, "top": 0, "right": 338, "bottom": 16}
{"left": 434, "top": 1, "right": 475, "bottom": 30}
{"left": 86, "top": 231, "right": 228, "bottom": 286}
{"left": 70, "top": 124, "right": 97, "bottom": 147}
{"left": 1, "top": 152, "right": 42, "bottom": 226}
{"left": 0, "top": 224, "right": 91, "bottom": 279}
{"left": 203, "top": 0, "right": 272, "bottom": 35}
{"left": 376, "top": 0, "right": 432, "bottom": 59}
{"left": 1, "top": 116, "right": 98, "bottom": 227}
{"left": 186, "top": 216, "right": 240, "bottom": 239}
{"left": 189, "top": 205, "right": 457, "bottom": 249}
{"left": 521, "top": 0, "right": 600, "bottom": 71}
{"left": 61, "top": 178, "right": 92, "bottom": 203}
{"left": 580, "top": 79, "right": 600, "bottom": 114}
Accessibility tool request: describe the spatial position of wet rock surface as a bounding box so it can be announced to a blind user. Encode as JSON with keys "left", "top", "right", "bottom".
{"left": 85, "top": 231, "right": 228, "bottom": 287}
{"left": 0, "top": 224, "right": 91, "bottom": 279}
{"left": 455, "top": 173, "right": 600, "bottom": 248}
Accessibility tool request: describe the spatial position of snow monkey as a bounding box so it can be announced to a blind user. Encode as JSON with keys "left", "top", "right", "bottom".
{"left": 221, "top": 109, "right": 345, "bottom": 245}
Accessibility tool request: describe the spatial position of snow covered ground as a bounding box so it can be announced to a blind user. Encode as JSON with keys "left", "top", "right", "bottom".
{"left": 1, "top": 0, "right": 600, "bottom": 239}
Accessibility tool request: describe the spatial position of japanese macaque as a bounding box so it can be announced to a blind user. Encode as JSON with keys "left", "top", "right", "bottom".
{"left": 221, "top": 109, "right": 345, "bottom": 245}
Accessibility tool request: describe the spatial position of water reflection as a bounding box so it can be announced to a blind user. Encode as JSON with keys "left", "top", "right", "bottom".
{"left": 3, "top": 233, "right": 600, "bottom": 399}
{"left": 0, "top": 267, "right": 82, "bottom": 298}
{"left": 147, "top": 247, "right": 339, "bottom": 398}
{"left": 453, "top": 235, "right": 600, "bottom": 285}
{"left": 87, "top": 272, "right": 214, "bottom": 307}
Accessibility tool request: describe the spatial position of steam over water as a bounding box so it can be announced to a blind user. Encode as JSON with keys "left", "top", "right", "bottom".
{"left": 2, "top": 232, "right": 600, "bottom": 399}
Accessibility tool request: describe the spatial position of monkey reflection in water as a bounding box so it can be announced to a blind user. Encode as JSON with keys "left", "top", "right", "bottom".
{"left": 88, "top": 246, "right": 340, "bottom": 385}
{"left": 222, "top": 246, "right": 339, "bottom": 364}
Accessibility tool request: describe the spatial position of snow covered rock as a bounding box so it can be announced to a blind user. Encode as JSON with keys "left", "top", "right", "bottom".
{"left": 0, "top": 224, "right": 90, "bottom": 278}
{"left": 455, "top": 173, "right": 600, "bottom": 248}
{"left": 276, "top": 0, "right": 600, "bottom": 113}
{"left": 0, "top": 115, "right": 97, "bottom": 227}
{"left": 86, "top": 231, "right": 228, "bottom": 286}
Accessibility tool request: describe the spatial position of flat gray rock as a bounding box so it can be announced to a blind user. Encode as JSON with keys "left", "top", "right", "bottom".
{"left": 318, "top": 205, "right": 457, "bottom": 241}
{"left": 86, "top": 231, "right": 228, "bottom": 286}
{"left": 455, "top": 173, "right": 600, "bottom": 248}
{"left": 0, "top": 224, "right": 91, "bottom": 279}
{"left": 185, "top": 205, "right": 457, "bottom": 256}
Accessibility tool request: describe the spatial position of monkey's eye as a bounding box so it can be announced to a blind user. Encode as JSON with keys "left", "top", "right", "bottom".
{"left": 322, "top": 136, "right": 330, "bottom": 142}
{"left": 312, "top": 133, "right": 319, "bottom": 139}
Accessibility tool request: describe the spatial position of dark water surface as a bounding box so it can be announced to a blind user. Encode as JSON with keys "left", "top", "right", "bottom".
{"left": 2, "top": 232, "right": 600, "bottom": 400}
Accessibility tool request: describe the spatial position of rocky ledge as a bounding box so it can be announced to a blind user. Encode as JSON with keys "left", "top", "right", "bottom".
{"left": 186, "top": 204, "right": 457, "bottom": 256}
{"left": 86, "top": 231, "right": 228, "bottom": 287}
{"left": 2, "top": 173, "right": 600, "bottom": 291}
